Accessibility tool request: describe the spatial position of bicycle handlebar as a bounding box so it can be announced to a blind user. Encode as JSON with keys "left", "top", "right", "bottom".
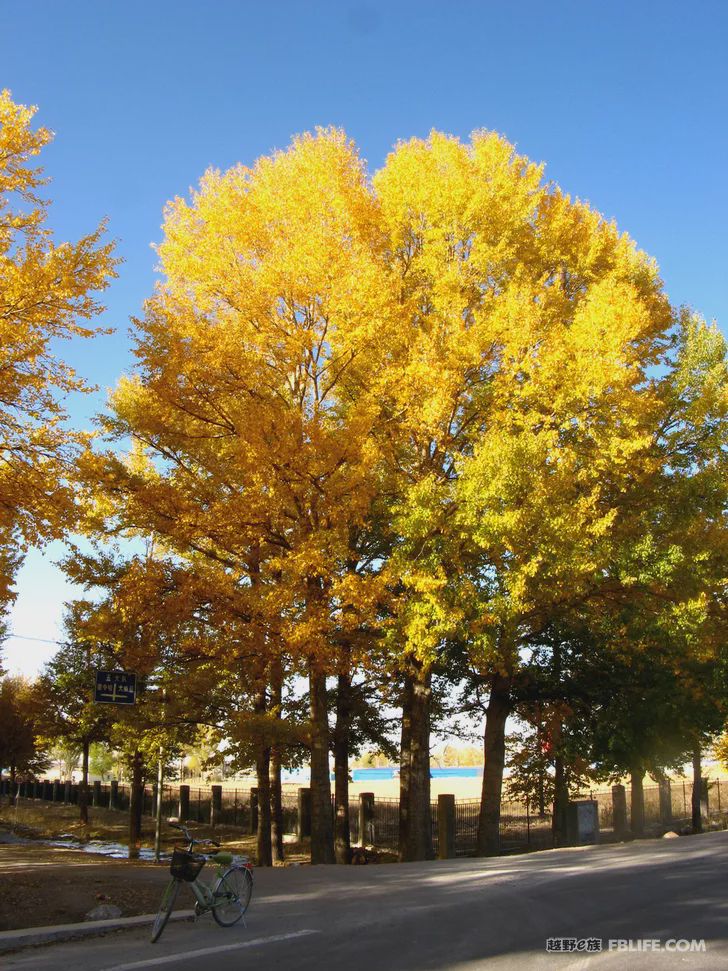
{"left": 167, "top": 820, "right": 221, "bottom": 850}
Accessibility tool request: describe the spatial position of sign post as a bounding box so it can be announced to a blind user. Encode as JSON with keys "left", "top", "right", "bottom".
{"left": 94, "top": 670, "right": 137, "bottom": 705}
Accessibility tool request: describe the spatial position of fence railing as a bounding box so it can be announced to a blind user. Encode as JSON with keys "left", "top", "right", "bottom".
{"left": 2, "top": 776, "right": 725, "bottom": 858}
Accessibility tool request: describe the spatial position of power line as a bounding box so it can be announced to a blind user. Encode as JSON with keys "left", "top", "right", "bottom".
{"left": 6, "top": 633, "right": 63, "bottom": 645}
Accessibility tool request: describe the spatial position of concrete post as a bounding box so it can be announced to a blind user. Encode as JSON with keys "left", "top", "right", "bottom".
{"left": 566, "top": 800, "right": 600, "bottom": 845}
{"left": 211, "top": 785, "right": 223, "bottom": 827}
{"left": 659, "top": 780, "right": 672, "bottom": 826}
{"left": 438, "top": 794, "right": 456, "bottom": 859}
{"left": 359, "top": 792, "right": 375, "bottom": 846}
{"left": 250, "top": 787, "right": 259, "bottom": 835}
{"left": 178, "top": 784, "right": 190, "bottom": 822}
{"left": 93, "top": 780, "right": 102, "bottom": 807}
{"left": 297, "top": 787, "right": 312, "bottom": 839}
{"left": 612, "top": 784, "right": 628, "bottom": 839}
{"left": 109, "top": 779, "right": 119, "bottom": 810}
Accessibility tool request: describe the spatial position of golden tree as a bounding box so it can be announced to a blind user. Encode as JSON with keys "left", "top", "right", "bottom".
{"left": 371, "top": 132, "right": 676, "bottom": 857}
{"left": 88, "top": 127, "right": 722, "bottom": 865}
{"left": 0, "top": 91, "right": 117, "bottom": 605}
{"left": 90, "top": 130, "right": 393, "bottom": 863}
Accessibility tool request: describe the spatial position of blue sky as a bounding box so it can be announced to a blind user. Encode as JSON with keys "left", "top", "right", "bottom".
{"left": 1, "top": 0, "right": 727, "bottom": 675}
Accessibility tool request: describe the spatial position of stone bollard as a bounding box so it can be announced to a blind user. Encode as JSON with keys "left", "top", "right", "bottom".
{"left": 659, "top": 780, "right": 672, "bottom": 826}
{"left": 211, "top": 785, "right": 223, "bottom": 827}
{"left": 93, "top": 780, "right": 102, "bottom": 807}
{"left": 109, "top": 780, "right": 119, "bottom": 811}
{"left": 438, "top": 794, "right": 456, "bottom": 859}
{"left": 178, "top": 784, "right": 190, "bottom": 822}
{"left": 359, "top": 792, "right": 375, "bottom": 846}
{"left": 250, "top": 788, "right": 259, "bottom": 835}
{"left": 566, "top": 800, "right": 600, "bottom": 845}
{"left": 612, "top": 784, "right": 628, "bottom": 839}
{"left": 297, "top": 787, "right": 312, "bottom": 839}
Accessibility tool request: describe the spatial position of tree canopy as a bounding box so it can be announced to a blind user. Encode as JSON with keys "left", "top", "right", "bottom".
{"left": 0, "top": 90, "right": 117, "bottom": 606}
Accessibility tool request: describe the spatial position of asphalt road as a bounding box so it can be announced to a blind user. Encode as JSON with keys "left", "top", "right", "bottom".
{"left": 4, "top": 831, "right": 727, "bottom": 971}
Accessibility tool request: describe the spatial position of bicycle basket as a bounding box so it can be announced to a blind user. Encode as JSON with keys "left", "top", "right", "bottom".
{"left": 170, "top": 847, "right": 206, "bottom": 882}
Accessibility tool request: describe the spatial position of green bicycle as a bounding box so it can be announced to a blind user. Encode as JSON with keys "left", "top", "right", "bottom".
{"left": 151, "top": 820, "right": 254, "bottom": 943}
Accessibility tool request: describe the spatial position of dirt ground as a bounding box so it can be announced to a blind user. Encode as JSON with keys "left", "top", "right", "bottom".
{"left": 0, "top": 840, "right": 172, "bottom": 931}
{"left": 0, "top": 800, "right": 309, "bottom": 932}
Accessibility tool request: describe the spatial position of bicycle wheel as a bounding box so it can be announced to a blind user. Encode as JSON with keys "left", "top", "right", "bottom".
{"left": 212, "top": 866, "right": 253, "bottom": 927}
{"left": 151, "top": 878, "right": 180, "bottom": 943}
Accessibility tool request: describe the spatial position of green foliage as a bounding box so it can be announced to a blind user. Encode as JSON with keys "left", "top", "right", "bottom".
{"left": 0, "top": 676, "right": 46, "bottom": 778}
{"left": 88, "top": 742, "right": 114, "bottom": 780}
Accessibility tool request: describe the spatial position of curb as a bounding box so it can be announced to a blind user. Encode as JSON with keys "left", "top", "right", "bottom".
{"left": 0, "top": 910, "right": 195, "bottom": 954}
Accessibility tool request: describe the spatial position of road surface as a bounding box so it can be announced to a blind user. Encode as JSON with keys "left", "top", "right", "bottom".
{"left": 4, "top": 831, "right": 727, "bottom": 970}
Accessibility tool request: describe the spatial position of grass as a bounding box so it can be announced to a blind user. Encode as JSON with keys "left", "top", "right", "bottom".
{"left": 0, "top": 797, "right": 312, "bottom": 864}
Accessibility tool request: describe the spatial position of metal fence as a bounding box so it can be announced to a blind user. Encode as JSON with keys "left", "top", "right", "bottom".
{"left": 4, "top": 776, "right": 726, "bottom": 857}
{"left": 371, "top": 797, "right": 399, "bottom": 849}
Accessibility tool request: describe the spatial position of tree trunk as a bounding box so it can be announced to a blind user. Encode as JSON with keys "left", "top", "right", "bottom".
{"left": 691, "top": 746, "right": 703, "bottom": 834}
{"left": 536, "top": 712, "right": 546, "bottom": 817}
{"left": 269, "top": 655, "right": 285, "bottom": 863}
{"left": 398, "top": 661, "right": 433, "bottom": 862}
{"left": 269, "top": 748, "right": 284, "bottom": 863}
{"left": 551, "top": 724, "right": 569, "bottom": 847}
{"left": 154, "top": 748, "right": 164, "bottom": 861}
{"left": 79, "top": 737, "right": 90, "bottom": 825}
{"left": 398, "top": 673, "right": 413, "bottom": 855}
{"left": 128, "top": 750, "right": 144, "bottom": 859}
{"left": 476, "top": 672, "right": 511, "bottom": 856}
{"left": 255, "top": 744, "right": 273, "bottom": 866}
{"left": 630, "top": 765, "right": 645, "bottom": 837}
{"left": 334, "top": 671, "right": 353, "bottom": 864}
{"left": 254, "top": 686, "right": 273, "bottom": 867}
{"left": 309, "top": 661, "right": 335, "bottom": 863}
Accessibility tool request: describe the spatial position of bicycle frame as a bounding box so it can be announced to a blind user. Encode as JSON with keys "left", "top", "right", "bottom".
{"left": 188, "top": 858, "right": 237, "bottom": 913}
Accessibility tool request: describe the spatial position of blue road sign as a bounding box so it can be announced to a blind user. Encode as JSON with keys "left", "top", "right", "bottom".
{"left": 94, "top": 670, "right": 137, "bottom": 705}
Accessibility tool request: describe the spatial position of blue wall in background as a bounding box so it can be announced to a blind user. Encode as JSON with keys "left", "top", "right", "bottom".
{"left": 351, "top": 767, "right": 482, "bottom": 781}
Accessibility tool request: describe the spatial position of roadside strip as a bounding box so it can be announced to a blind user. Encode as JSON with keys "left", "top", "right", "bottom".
{"left": 0, "top": 910, "right": 194, "bottom": 955}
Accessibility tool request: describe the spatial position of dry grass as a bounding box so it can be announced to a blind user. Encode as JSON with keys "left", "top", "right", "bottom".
{"left": 0, "top": 798, "right": 311, "bottom": 865}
